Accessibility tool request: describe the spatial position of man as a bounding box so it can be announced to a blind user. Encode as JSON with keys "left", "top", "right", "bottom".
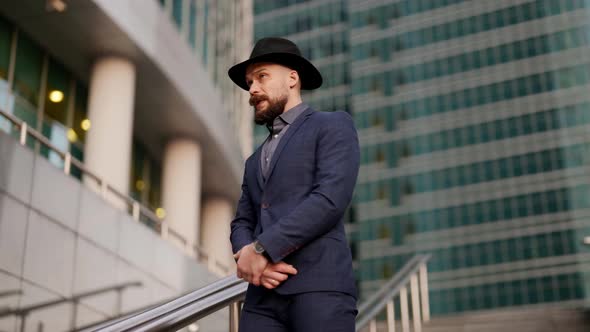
{"left": 228, "top": 37, "right": 360, "bottom": 332}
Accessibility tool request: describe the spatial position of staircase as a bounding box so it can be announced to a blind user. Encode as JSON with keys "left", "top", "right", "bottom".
{"left": 85, "top": 255, "right": 590, "bottom": 332}
{"left": 364, "top": 306, "right": 589, "bottom": 332}
{"left": 85, "top": 256, "right": 431, "bottom": 331}
{"left": 422, "top": 306, "right": 589, "bottom": 332}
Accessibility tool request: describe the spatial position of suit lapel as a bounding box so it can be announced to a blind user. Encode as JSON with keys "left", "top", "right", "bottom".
{"left": 252, "top": 144, "right": 265, "bottom": 190}
{"left": 265, "top": 106, "right": 314, "bottom": 185}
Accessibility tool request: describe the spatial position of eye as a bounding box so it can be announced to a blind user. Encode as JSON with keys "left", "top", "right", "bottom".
{"left": 259, "top": 73, "right": 266, "bottom": 79}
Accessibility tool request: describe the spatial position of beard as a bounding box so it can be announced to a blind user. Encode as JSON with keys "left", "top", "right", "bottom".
{"left": 250, "top": 93, "right": 288, "bottom": 126}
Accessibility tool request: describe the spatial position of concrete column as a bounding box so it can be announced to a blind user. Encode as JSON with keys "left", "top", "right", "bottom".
{"left": 201, "top": 196, "right": 235, "bottom": 274}
{"left": 162, "top": 139, "right": 202, "bottom": 251}
{"left": 84, "top": 57, "right": 136, "bottom": 207}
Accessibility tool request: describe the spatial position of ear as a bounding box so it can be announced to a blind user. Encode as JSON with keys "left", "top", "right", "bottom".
{"left": 288, "top": 70, "right": 300, "bottom": 89}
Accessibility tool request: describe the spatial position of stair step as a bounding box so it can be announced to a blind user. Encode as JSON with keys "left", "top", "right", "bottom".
{"left": 362, "top": 306, "right": 589, "bottom": 332}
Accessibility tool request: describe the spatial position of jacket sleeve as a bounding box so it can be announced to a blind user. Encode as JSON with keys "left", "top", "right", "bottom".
{"left": 256, "top": 112, "right": 360, "bottom": 263}
{"left": 229, "top": 160, "right": 257, "bottom": 254}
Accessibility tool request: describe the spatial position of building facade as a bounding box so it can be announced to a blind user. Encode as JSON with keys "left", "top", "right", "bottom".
{"left": 350, "top": 0, "right": 590, "bottom": 315}
{"left": 255, "top": 0, "right": 590, "bottom": 317}
{"left": 0, "top": 0, "right": 252, "bottom": 331}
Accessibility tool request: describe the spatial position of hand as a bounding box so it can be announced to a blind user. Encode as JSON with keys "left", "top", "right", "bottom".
{"left": 260, "top": 262, "right": 298, "bottom": 289}
{"left": 234, "top": 243, "right": 269, "bottom": 286}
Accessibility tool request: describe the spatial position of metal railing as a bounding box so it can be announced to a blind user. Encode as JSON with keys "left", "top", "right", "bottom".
{"left": 86, "top": 255, "right": 430, "bottom": 332}
{"left": 84, "top": 275, "right": 247, "bottom": 332}
{"left": 0, "top": 281, "right": 142, "bottom": 332}
{"left": 356, "top": 254, "right": 431, "bottom": 332}
{"left": 0, "top": 108, "right": 229, "bottom": 275}
{"left": 0, "top": 290, "right": 22, "bottom": 299}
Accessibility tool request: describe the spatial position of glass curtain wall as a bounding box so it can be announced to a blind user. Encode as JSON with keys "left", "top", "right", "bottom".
{"left": 130, "top": 140, "right": 163, "bottom": 227}
{"left": 0, "top": 14, "right": 162, "bottom": 209}
{"left": 350, "top": 0, "right": 590, "bottom": 315}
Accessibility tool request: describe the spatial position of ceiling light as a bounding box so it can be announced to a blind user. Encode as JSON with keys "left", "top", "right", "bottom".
{"left": 67, "top": 129, "right": 78, "bottom": 142}
{"left": 49, "top": 90, "right": 64, "bottom": 103}
{"left": 46, "top": 0, "right": 67, "bottom": 12}
{"left": 136, "top": 180, "right": 145, "bottom": 191}
{"left": 156, "top": 208, "right": 166, "bottom": 219}
{"left": 81, "top": 119, "right": 91, "bottom": 131}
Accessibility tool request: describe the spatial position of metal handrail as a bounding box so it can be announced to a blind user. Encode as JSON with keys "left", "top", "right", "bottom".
{"left": 0, "top": 107, "right": 229, "bottom": 274}
{"left": 131, "top": 282, "right": 247, "bottom": 331}
{"left": 0, "top": 282, "right": 142, "bottom": 319}
{"left": 86, "top": 275, "right": 247, "bottom": 332}
{"left": 88, "top": 255, "right": 430, "bottom": 332}
{"left": 1, "top": 281, "right": 142, "bottom": 332}
{"left": 357, "top": 255, "right": 423, "bottom": 315}
{"left": 356, "top": 254, "right": 432, "bottom": 332}
{"left": 0, "top": 290, "right": 22, "bottom": 299}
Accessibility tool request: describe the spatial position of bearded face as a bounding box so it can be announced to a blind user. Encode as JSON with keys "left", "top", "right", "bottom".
{"left": 249, "top": 92, "right": 288, "bottom": 126}
{"left": 245, "top": 63, "right": 298, "bottom": 126}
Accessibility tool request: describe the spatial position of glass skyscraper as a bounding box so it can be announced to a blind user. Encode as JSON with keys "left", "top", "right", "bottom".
{"left": 255, "top": 0, "right": 590, "bottom": 316}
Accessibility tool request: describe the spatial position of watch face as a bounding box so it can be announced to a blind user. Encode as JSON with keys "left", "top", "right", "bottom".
{"left": 254, "top": 242, "right": 264, "bottom": 253}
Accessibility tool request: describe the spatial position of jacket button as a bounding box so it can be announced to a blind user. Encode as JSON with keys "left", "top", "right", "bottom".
{"left": 261, "top": 203, "right": 269, "bottom": 209}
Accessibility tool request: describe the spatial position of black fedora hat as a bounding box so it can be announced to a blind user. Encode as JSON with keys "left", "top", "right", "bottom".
{"left": 228, "top": 37, "right": 322, "bottom": 91}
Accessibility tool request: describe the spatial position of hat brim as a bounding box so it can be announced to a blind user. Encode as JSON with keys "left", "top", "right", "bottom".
{"left": 228, "top": 52, "right": 323, "bottom": 91}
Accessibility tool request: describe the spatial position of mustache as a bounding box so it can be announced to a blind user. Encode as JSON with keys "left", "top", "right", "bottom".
{"left": 249, "top": 94, "right": 269, "bottom": 106}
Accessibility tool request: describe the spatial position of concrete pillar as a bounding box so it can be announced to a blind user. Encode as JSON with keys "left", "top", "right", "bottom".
{"left": 201, "top": 197, "right": 235, "bottom": 274}
{"left": 84, "top": 57, "right": 136, "bottom": 207}
{"left": 162, "top": 139, "right": 202, "bottom": 251}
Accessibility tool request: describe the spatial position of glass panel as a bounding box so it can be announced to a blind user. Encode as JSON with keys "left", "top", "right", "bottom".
{"left": 40, "top": 118, "right": 69, "bottom": 168}
{"left": 149, "top": 161, "right": 162, "bottom": 210}
{"left": 14, "top": 32, "right": 43, "bottom": 106}
{"left": 73, "top": 82, "right": 88, "bottom": 144}
{"left": 172, "top": 0, "right": 183, "bottom": 29}
{"left": 44, "top": 57, "right": 70, "bottom": 125}
{"left": 189, "top": 0, "right": 197, "bottom": 48}
{"left": 130, "top": 141, "right": 146, "bottom": 202}
{"left": 0, "top": 16, "right": 12, "bottom": 81}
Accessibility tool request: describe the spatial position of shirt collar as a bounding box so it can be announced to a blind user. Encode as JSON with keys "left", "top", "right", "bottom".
{"left": 266, "top": 102, "right": 308, "bottom": 133}
{"left": 280, "top": 102, "right": 308, "bottom": 124}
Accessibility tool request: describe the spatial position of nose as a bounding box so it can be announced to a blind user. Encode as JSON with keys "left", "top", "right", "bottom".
{"left": 249, "top": 81, "right": 260, "bottom": 95}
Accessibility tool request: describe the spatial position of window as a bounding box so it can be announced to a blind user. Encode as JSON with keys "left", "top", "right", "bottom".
{"left": 0, "top": 17, "right": 11, "bottom": 81}
{"left": 188, "top": 1, "right": 197, "bottom": 48}
{"left": 14, "top": 32, "right": 43, "bottom": 106}
{"left": 172, "top": 0, "right": 183, "bottom": 29}
{"left": 44, "top": 58, "right": 70, "bottom": 125}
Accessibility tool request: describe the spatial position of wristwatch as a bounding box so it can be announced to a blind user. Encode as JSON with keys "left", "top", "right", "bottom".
{"left": 252, "top": 240, "right": 266, "bottom": 255}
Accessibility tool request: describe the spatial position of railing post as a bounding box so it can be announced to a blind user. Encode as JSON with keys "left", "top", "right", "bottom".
{"left": 19, "top": 313, "right": 27, "bottom": 332}
{"left": 419, "top": 264, "right": 430, "bottom": 322}
{"left": 369, "top": 319, "right": 377, "bottom": 332}
{"left": 410, "top": 274, "right": 422, "bottom": 332}
{"left": 208, "top": 256, "right": 216, "bottom": 272}
{"left": 132, "top": 202, "right": 140, "bottom": 221}
{"left": 64, "top": 152, "right": 71, "bottom": 175}
{"left": 116, "top": 287, "right": 124, "bottom": 315}
{"left": 19, "top": 122, "right": 27, "bottom": 145}
{"left": 400, "top": 286, "right": 410, "bottom": 332}
{"left": 386, "top": 300, "right": 395, "bottom": 332}
{"left": 229, "top": 301, "right": 241, "bottom": 332}
{"left": 100, "top": 179, "right": 108, "bottom": 198}
{"left": 161, "top": 221, "right": 169, "bottom": 240}
{"left": 70, "top": 300, "right": 78, "bottom": 331}
{"left": 186, "top": 241, "right": 194, "bottom": 257}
